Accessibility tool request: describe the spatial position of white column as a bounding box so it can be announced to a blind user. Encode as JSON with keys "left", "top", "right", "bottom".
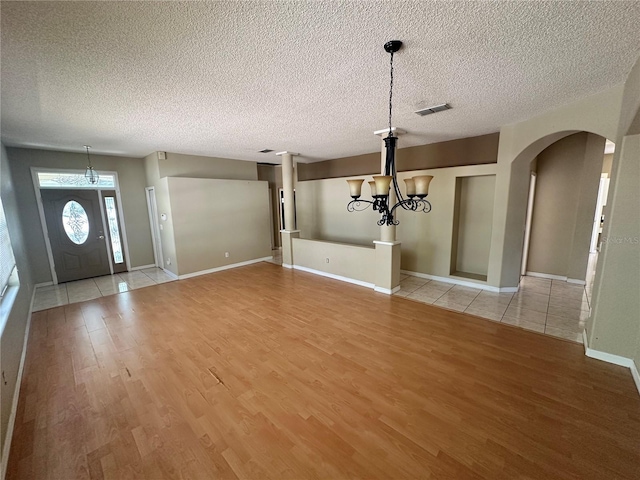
{"left": 276, "top": 151, "right": 299, "bottom": 267}
{"left": 372, "top": 128, "right": 405, "bottom": 293}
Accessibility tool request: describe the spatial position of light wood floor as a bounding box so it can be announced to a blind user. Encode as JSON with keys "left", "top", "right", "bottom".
{"left": 7, "top": 262, "right": 640, "bottom": 479}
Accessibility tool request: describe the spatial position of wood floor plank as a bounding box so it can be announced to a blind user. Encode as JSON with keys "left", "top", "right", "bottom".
{"left": 6, "top": 262, "right": 640, "bottom": 479}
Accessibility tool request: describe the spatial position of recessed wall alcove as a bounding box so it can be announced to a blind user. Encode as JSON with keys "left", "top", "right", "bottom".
{"left": 450, "top": 175, "right": 496, "bottom": 281}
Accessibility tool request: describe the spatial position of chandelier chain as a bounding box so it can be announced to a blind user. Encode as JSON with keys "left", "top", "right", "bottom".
{"left": 388, "top": 51, "right": 394, "bottom": 135}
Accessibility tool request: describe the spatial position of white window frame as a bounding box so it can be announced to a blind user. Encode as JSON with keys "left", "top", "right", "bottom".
{"left": 30, "top": 167, "right": 132, "bottom": 284}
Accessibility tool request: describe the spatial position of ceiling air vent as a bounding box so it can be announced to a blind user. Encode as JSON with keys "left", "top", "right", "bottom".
{"left": 259, "top": 149, "right": 274, "bottom": 153}
{"left": 414, "top": 103, "right": 451, "bottom": 116}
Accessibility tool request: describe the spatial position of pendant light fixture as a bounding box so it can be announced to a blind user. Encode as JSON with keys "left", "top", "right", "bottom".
{"left": 347, "top": 41, "right": 433, "bottom": 226}
{"left": 84, "top": 145, "right": 99, "bottom": 185}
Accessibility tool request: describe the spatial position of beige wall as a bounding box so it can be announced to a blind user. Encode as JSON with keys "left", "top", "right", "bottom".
{"left": 527, "top": 133, "right": 605, "bottom": 280}
{"left": 167, "top": 177, "right": 271, "bottom": 276}
{"left": 5, "top": 147, "right": 154, "bottom": 283}
{"left": 295, "top": 163, "right": 498, "bottom": 284}
{"left": 158, "top": 152, "right": 258, "bottom": 180}
{"left": 453, "top": 175, "right": 496, "bottom": 278}
{"left": 292, "top": 238, "right": 376, "bottom": 285}
{"left": 1, "top": 144, "right": 35, "bottom": 459}
{"left": 487, "top": 85, "right": 624, "bottom": 289}
{"left": 588, "top": 53, "right": 640, "bottom": 361}
{"left": 298, "top": 133, "right": 499, "bottom": 181}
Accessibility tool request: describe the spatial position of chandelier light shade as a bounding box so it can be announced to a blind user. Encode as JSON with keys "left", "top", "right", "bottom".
{"left": 84, "top": 145, "right": 99, "bottom": 185}
{"left": 347, "top": 40, "right": 433, "bottom": 226}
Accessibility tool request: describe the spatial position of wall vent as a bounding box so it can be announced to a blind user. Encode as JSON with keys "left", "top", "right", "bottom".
{"left": 259, "top": 149, "right": 274, "bottom": 153}
{"left": 415, "top": 103, "right": 451, "bottom": 116}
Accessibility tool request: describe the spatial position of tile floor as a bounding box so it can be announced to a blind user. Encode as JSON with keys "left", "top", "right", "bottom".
{"left": 394, "top": 273, "right": 591, "bottom": 343}
{"left": 33, "top": 249, "right": 592, "bottom": 344}
{"left": 33, "top": 268, "right": 176, "bottom": 311}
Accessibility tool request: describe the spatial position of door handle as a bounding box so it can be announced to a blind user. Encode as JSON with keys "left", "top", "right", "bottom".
{"left": 98, "top": 235, "right": 105, "bottom": 239}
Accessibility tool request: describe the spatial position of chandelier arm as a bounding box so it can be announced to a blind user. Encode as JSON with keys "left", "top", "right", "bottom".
{"left": 389, "top": 198, "right": 432, "bottom": 217}
{"left": 347, "top": 199, "right": 376, "bottom": 212}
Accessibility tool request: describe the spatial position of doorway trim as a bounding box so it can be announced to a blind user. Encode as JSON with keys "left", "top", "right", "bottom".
{"left": 145, "top": 187, "right": 164, "bottom": 268}
{"left": 521, "top": 172, "right": 537, "bottom": 276}
{"left": 30, "top": 167, "right": 131, "bottom": 284}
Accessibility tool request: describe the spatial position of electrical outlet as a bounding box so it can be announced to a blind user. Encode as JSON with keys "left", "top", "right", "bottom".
{"left": 326, "top": 258, "right": 329, "bottom": 263}
{"left": 166, "top": 258, "right": 171, "bottom": 265}
{"left": 225, "top": 252, "right": 230, "bottom": 258}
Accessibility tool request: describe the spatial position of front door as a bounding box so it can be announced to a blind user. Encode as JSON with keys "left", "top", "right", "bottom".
{"left": 41, "top": 189, "right": 111, "bottom": 283}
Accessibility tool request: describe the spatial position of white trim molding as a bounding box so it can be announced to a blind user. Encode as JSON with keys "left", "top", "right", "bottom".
{"left": 129, "top": 264, "right": 156, "bottom": 271}
{"left": 374, "top": 285, "right": 401, "bottom": 295}
{"left": 2, "top": 287, "right": 35, "bottom": 479}
{"left": 401, "top": 270, "right": 518, "bottom": 293}
{"left": 583, "top": 330, "right": 640, "bottom": 396}
{"left": 373, "top": 240, "right": 401, "bottom": 246}
{"left": 292, "top": 265, "right": 375, "bottom": 290}
{"left": 281, "top": 263, "right": 293, "bottom": 269}
{"left": 177, "top": 257, "right": 273, "bottom": 280}
{"left": 34, "top": 281, "right": 53, "bottom": 288}
{"left": 567, "top": 278, "right": 587, "bottom": 285}
{"left": 161, "top": 268, "right": 178, "bottom": 280}
{"left": 525, "top": 271, "right": 567, "bottom": 281}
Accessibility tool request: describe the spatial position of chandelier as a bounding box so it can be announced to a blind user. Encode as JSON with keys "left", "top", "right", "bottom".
{"left": 84, "top": 145, "right": 99, "bottom": 185}
{"left": 347, "top": 40, "right": 433, "bottom": 226}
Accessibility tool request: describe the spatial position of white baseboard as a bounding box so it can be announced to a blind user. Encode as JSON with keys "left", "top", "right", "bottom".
{"left": 162, "top": 268, "right": 178, "bottom": 280}
{"left": 34, "top": 281, "right": 53, "bottom": 288}
{"left": 292, "top": 265, "right": 375, "bottom": 290}
{"left": 178, "top": 257, "right": 273, "bottom": 280}
{"left": 632, "top": 362, "right": 640, "bottom": 396}
{"left": 2, "top": 286, "right": 35, "bottom": 479}
{"left": 401, "top": 270, "right": 518, "bottom": 293}
{"left": 583, "top": 330, "right": 640, "bottom": 396}
{"left": 525, "top": 271, "right": 567, "bottom": 281}
{"left": 129, "top": 264, "right": 156, "bottom": 271}
{"left": 374, "top": 285, "right": 401, "bottom": 295}
{"left": 282, "top": 263, "right": 293, "bottom": 269}
{"left": 567, "top": 278, "right": 587, "bottom": 285}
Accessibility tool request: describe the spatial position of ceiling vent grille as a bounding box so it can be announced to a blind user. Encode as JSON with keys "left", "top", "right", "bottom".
{"left": 414, "top": 103, "right": 451, "bottom": 116}
{"left": 259, "top": 149, "right": 274, "bottom": 153}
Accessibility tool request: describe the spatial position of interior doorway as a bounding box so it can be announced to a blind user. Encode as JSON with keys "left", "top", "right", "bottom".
{"left": 278, "top": 188, "right": 297, "bottom": 230}
{"left": 145, "top": 187, "right": 164, "bottom": 268}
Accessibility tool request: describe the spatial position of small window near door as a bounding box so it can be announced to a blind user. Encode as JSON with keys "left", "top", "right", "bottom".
{"left": 38, "top": 172, "right": 115, "bottom": 189}
{"left": 104, "top": 197, "right": 123, "bottom": 264}
{"left": 62, "top": 201, "right": 89, "bottom": 244}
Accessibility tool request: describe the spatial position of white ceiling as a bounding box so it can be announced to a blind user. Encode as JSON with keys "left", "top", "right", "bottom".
{"left": 2, "top": 1, "right": 639, "bottom": 163}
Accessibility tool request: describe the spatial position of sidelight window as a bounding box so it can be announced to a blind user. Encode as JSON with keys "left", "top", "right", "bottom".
{"left": 104, "top": 197, "right": 123, "bottom": 263}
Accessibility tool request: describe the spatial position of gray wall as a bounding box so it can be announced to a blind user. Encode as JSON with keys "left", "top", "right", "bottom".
{"left": 0, "top": 143, "right": 35, "bottom": 458}
{"left": 257, "top": 164, "right": 282, "bottom": 248}
{"left": 527, "top": 132, "right": 605, "bottom": 280}
{"left": 168, "top": 177, "right": 271, "bottom": 276}
{"left": 5, "top": 147, "right": 154, "bottom": 283}
{"left": 144, "top": 152, "right": 268, "bottom": 277}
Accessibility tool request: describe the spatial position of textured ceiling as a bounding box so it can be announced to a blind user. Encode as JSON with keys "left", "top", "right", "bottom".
{"left": 2, "top": 1, "right": 640, "bottom": 163}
